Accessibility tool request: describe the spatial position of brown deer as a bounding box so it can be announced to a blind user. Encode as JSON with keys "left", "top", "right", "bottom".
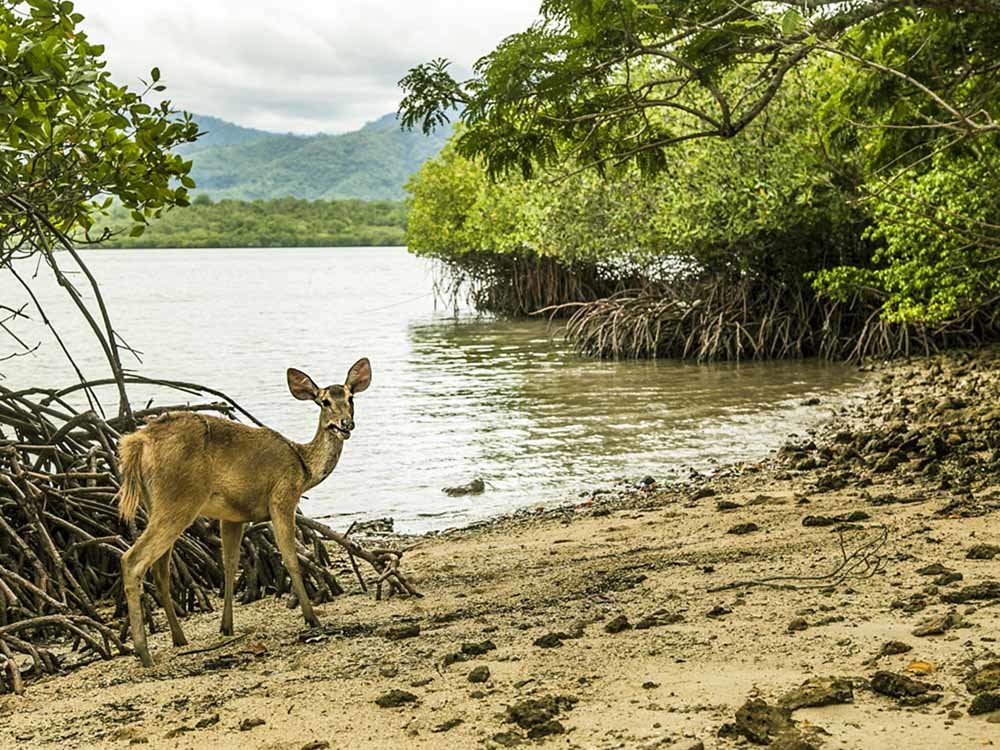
{"left": 117, "top": 358, "right": 371, "bottom": 666}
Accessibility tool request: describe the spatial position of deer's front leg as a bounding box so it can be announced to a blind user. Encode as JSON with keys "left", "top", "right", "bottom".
{"left": 270, "top": 500, "right": 319, "bottom": 628}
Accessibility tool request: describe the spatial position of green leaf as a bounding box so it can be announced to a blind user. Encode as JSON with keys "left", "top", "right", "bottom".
{"left": 781, "top": 9, "right": 804, "bottom": 37}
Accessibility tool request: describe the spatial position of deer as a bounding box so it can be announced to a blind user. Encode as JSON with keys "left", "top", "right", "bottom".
{"left": 116, "top": 358, "right": 371, "bottom": 666}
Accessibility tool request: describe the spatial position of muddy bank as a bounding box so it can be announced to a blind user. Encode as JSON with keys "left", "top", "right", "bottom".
{"left": 1, "top": 347, "right": 998, "bottom": 749}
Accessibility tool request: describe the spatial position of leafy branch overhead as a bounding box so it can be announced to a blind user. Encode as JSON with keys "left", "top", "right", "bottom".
{"left": 398, "top": 0, "right": 1000, "bottom": 179}
{"left": 0, "top": 0, "right": 199, "bottom": 251}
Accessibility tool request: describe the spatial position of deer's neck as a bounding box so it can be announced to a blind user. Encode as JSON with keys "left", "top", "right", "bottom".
{"left": 298, "top": 419, "right": 344, "bottom": 490}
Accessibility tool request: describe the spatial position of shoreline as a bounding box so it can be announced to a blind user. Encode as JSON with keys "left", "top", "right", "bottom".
{"left": 2, "top": 346, "right": 998, "bottom": 749}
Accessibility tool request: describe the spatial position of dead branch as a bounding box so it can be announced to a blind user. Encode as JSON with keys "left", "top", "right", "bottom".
{"left": 707, "top": 524, "right": 890, "bottom": 593}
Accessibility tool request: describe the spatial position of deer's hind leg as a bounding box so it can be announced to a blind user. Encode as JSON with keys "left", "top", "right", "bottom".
{"left": 122, "top": 502, "right": 201, "bottom": 666}
{"left": 152, "top": 546, "right": 187, "bottom": 647}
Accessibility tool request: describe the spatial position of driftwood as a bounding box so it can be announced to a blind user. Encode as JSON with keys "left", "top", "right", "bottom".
{"left": 0, "top": 382, "right": 420, "bottom": 695}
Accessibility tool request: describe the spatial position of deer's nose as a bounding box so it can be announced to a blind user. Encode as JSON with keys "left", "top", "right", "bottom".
{"left": 341, "top": 417, "right": 355, "bottom": 432}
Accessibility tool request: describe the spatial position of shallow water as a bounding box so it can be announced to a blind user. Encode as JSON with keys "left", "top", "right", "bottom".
{"left": 1, "top": 246, "right": 859, "bottom": 532}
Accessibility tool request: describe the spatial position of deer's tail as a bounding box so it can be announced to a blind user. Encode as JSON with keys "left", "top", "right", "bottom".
{"left": 117, "top": 434, "right": 146, "bottom": 523}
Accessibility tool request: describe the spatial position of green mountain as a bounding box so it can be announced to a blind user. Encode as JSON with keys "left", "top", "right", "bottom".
{"left": 179, "top": 113, "right": 451, "bottom": 201}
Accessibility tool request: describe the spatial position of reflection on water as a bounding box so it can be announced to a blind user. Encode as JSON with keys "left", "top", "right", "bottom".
{"left": 0, "top": 247, "right": 858, "bottom": 532}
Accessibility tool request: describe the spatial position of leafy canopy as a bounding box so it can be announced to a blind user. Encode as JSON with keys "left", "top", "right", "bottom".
{"left": 399, "top": 1, "right": 999, "bottom": 179}
{"left": 0, "top": 0, "right": 198, "bottom": 250}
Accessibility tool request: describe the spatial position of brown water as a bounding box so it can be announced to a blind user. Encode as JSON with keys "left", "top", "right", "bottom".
{"left": 1, "top": 246, "right": 859, "bottom": 531}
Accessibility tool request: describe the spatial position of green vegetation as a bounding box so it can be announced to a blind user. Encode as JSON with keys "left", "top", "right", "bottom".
{"left": 87, "top": 198, "right": 407, "bottom": 248}
{"left": 177, "top": 113, "right": 451, "bottom": 202}
{"left": 401, "top": 1, "right": 1000, "bottom": 360}
{"left": 1, "top": 0, "right": 197, "bottom": 248}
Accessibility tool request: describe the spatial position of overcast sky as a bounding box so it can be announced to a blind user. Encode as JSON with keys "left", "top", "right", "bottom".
{"left": 74, "top": 1, "right": 541, "bottom": 134}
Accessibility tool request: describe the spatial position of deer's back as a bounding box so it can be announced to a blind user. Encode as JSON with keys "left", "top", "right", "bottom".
{"left": 130, "top": 412, "right": 304, "bottom": 521}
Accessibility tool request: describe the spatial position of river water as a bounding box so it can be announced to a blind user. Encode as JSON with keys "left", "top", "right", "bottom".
{"left": 1, "top": 246, "right": 859, "bottom": 532}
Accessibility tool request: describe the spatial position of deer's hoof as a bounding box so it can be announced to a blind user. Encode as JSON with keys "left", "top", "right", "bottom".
{"left": 136, "top": 650, "right": 155, "bottom": 668}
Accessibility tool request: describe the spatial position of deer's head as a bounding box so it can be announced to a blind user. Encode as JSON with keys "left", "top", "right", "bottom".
{"left": 287, "top": 358, "right": 371, "bottom": 440}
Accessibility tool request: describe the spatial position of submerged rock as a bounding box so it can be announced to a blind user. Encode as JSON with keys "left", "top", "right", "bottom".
{"left": 443, "top": 478, "right": 486, "bottom": 496}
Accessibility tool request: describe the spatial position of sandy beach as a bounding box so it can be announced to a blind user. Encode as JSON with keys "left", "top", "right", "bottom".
{"left": 2, "top": 348, "right": 998, "bottom": 750}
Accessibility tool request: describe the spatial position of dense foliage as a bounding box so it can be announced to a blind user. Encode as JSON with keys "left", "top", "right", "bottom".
{"left": 88, "top": 198, "right": 407, "bottom": 248}
{"left": 407, "top": 64, "right": 868, "bottom": 297}
{"left": 179, "top": 113, "right": 452, "bottom": 202}
{"left": 0, "top": 0, "right": 197, "bottom": 249}
{"left": 402, "top": 1, "right": 1000, "bottom": 354}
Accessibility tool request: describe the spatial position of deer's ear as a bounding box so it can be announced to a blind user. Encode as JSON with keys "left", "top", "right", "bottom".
{"left": 345, "top": 358, "right": 371, "bottom": 394}
{"left": 287, "top": 368, "right": 320, "bottom": 401}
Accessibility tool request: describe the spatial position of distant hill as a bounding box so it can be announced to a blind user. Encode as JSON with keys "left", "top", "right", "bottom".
{"left": 178, "top": 113, "right": 452, "bottom": 202}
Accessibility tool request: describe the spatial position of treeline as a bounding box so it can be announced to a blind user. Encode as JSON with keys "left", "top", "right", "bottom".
{"left": 88, "top": 197, "right": 407, "bottom": 248}
{"left": 402, "top": 3, "right": 1000, "bottom": 361}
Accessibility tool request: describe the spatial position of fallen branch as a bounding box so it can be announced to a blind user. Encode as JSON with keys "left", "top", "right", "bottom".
{"left": 707, "top": 524, "right": 890, "bottom": 593}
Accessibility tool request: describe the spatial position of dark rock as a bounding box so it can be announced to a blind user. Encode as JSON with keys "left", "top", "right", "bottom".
{"left": 969, "top": 693, "right": 1000, "bottom": 716}
{"left": 779, "top": 677, "right": 854, "bottom": 710}
{"left": 870, "top": 671, "right": 939, "bottom": 704}
{"left": 374, "top": 690, "right": 418, "bottom": 708}
{"left": 934, "top": 571, "right": 963, "bottom": 586}
{"left": 690, "top": 487, "right": 716, "bottom": 500}
{"left": 301, "top": 742, "right": 331, "bottom": 750}
{"left": 533, "top": 633, "right": 565, "bottom": 648}
{"left": 706, "top": 605, "right": 731, "bottom": 618}
{"left": 491, "top": 730, "right": 524, "bottom": 747}
{"left": 967, "top": 544, "right": 1000, "bottom": 560}
{"left": 716, "top": 500, "right": 741, "bottom": 511}
{"left": 967, "top": 662, "right": 1000, "bottom": 694}
{"left": 727, "top": 522, "right": 759, "bottom": 535}
{"left": 461, "top": 639, "right": 497, "bottom": 656}
{"left": 787, "top": 618, "right": 809, "bottom": 632}
{"left": 916, "top": 563, "right": 952, "bottom": 576}
{"left": 526, "top": 720, "right": 565, "bottom": 739}
{"left": 506, "top": 695, "right": 578, "bottom": 730}
{"left": 468, "top": 665, "right": 490, "bottom": 683}
{"left": 942, "top": 581, "right": 1000, "bottom": 603}
{"left": 724, "top": 699, "right": 795, "bottom": 744}
{"left": 381, "top": 623, "right": 420, "bottom": 640}
{"left": 195, "top": 714, "right": 219, "bottom": 729}
{"left": 443, "top": 478, "right": 485, "bottom": 496}
{"left": 642, "top": 681, "right": 660, "bottom": 689}
{"left": 239, "top": 718, "right": 265, "bottom": 731}
{"left": 912, "top": 610, "right": 962, "bottom": 637}
{"left": 604, "top": 614, "right": 631, "bottom": 633}
{"left": 878, "top": 641, "right": 912, "bottom": 657}
{"left": 635, "top": 612, "right": 684, "bottom": 629}
{"left": 802, "top": 515, "right": 836, "bottom": 527}
{"left": 431, "top": 719, "right": 464, "bottom": 733}
{"left": 442, "top": 651, "right": 468, "bottom": 667}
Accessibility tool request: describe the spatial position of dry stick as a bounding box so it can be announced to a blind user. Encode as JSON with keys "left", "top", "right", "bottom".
{"left": 707, "top": 525, "right": 890, "bottom": 593}
{"left": 296, "top": 515, "right": 422, "bottom": 599}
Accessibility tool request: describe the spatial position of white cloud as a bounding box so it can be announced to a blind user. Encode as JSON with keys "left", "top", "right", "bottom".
{"left": 74, "top": 0, "right": 541, "bottom": 134}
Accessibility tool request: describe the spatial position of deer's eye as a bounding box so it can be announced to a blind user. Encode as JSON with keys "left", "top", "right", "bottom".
{"left": 322, "top": 399, "right": 331, "bottom": 407}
